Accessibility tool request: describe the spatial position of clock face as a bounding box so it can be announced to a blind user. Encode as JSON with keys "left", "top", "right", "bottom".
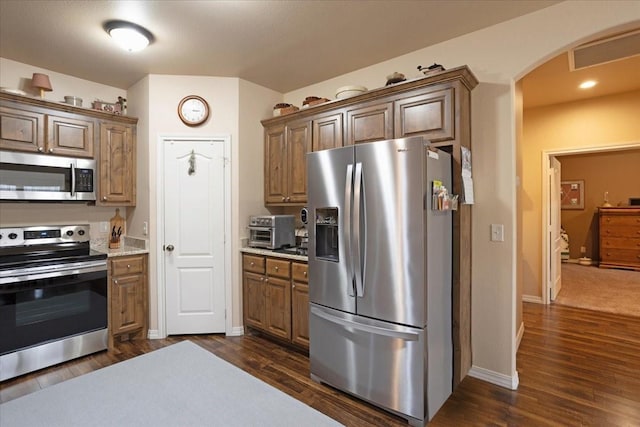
{"left": 178, "top": 95, "right": 209, "bottom": 126}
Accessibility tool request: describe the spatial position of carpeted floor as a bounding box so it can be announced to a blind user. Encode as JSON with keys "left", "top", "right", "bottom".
{"left": 0, "top": 341, "right": 343, "bottom": 427}
{"left": 555, "top": 263, "right": 640, "bottom": 317}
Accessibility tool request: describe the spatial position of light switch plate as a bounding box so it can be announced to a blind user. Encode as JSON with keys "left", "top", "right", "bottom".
{"left": 491, "top": 224, "right": 504, "bottom": 242}
{"left": 99, "top": 221, "right": 109, "bottom": 233}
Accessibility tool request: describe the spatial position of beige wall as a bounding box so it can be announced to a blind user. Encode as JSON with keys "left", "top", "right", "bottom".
{"left": 285, "top": 1, "right": 640, "bottom": 381}
{"left": 559, "top": 149, "right": 640, "bottom": 260}
{"left": 522, "top": 90, "right": 640, "bottom": 299}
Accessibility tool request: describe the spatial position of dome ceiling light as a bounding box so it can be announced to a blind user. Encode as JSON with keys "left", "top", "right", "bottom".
{"left": 579, "top": 80, "right": 597, "bottom": 89}
{"left": 104, "top": 20, "right": 154, "bottom": 52}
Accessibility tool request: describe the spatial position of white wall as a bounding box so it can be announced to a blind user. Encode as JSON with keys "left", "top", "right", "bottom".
{"left": 0, "top": 57, "right": 125, "bottom": 105}
{"left": 284, "top": 1, "right": 640, "bottom": 384}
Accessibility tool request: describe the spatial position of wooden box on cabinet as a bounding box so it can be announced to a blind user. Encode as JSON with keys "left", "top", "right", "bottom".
{"left": 599, "top": 207, "right": 640, "bottom": 271}
{"left": 108, "top": 254, "right": 148, "bottom": 349}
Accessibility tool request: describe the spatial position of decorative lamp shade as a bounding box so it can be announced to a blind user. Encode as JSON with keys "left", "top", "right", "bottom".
{"left": 31, "top": 73, "right": 53, "bottom": 98}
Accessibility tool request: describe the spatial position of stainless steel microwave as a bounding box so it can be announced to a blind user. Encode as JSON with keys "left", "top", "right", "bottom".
{"left": 248, "top": 215, "right": 295, "bottom": 249}
{"left": 0, "top": 151, "right": 96, "bottom": 202}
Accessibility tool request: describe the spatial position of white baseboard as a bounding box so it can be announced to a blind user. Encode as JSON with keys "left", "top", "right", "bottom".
{"left": 147, "top": 329, "right": 163, "bottom": 340}
{"left": 227, "top": 326, "right": 244, "bottom": 337}
{"left": 468, "top": 365, "right": 519, "bottom": 390}
{"left": 516, "top": 322, "right": 525, "bottom": 350}
{"left": 522, "top": 294, "right": 544, "bottom": 304}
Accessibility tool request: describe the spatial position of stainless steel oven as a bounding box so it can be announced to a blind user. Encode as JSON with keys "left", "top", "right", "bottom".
{"left": 0, "top": 224, "right": 108, "bottom": 381}
{"left": 248, "top": 215, "right": 295, "bottom": 249}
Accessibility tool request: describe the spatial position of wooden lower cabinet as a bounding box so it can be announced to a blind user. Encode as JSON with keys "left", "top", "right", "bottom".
{"left": 242, "top": 253, "right": 309, "bottom": 350}
{"left": 108, "top": 254, "right": 148, "bottom": 349}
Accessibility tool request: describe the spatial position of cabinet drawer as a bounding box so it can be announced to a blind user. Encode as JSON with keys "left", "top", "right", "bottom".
{"left": 600, "top": 225, "right": 640, "bottom": 238}
{"left": 600, "top": 248, "right": 640, "bottom": 264}
{"left": 292, "top": 262, "right": 308, "bottom": 282}
{"left": 266, "top": 257, "right": 291, "bottom": 279}
{"left": 111, "top": 255, "right": 145, "bottom": 276}
{"left": 601, "top": 237, "right": 640, "bottom": 250}
{"left": 601, "top": 215, "right": 640, "bottom": 227}
{"left": 243, "top": 255, "right": 265, "bottom": 274}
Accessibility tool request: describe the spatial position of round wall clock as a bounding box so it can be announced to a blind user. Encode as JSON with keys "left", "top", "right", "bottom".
{"left": 178, "top": 95, "right": 210, "bottom": 126}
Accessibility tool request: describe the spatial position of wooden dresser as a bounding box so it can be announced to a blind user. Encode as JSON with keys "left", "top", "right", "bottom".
{"left": 598, "top": 207, "right": 640, "bottom": 271}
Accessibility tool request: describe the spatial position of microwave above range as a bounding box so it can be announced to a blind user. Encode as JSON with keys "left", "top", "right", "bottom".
{"left": 0, "top": 151, "right": 95, "bottom": 202}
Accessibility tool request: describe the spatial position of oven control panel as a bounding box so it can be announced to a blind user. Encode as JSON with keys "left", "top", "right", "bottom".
{"left": 0, "top": 225, "right": 90, "bottom": 247}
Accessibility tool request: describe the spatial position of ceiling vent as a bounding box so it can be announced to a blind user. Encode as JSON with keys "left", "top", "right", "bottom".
{"left": 569, "top": 29, "right": 640, "bottom": 71}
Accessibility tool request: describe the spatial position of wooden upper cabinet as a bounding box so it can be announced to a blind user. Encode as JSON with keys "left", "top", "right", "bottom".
{"left": 286, "top": 121, "right": 310, "bottom": 204}
{"left": 312, "top": 112, "right": 343, "bottom": 151}
{"left": 345, "top": 101, "right": 393, "bottom": 145}
{"left": 0, "top": 105, "right": 45, "bottom": 152}
{"left": 46, "top": 113, "right": 94, "bottom": 158}
{"left": 0, "top": 104, "right": 94, "bottom": 157}
{"left": 264, "top": 124, "right": 287, "bottom": 204}
{"left": 264, "top": 120, "right": 310, "bottom": 205}
{"left": 99, "top": 121, "right": 135, "bottom": 206}
{"left": 394, "top": 87, "right": 454, "bottom": 142}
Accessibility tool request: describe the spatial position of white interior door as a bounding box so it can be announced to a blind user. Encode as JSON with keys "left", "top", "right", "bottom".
{"left": 549, "top": 156, "right": 562, "bottom": 301}
{"left": 164, "top": 139, "right": 226, "bottom": 334}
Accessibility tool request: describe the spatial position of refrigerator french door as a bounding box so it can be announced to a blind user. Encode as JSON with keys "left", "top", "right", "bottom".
{"left": 307, "top": 137, "right": 452, "bottom": 426}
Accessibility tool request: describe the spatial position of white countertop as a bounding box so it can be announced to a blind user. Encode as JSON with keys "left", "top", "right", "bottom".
{"left": 92, "top": 236, "right": 149, "bottom": 258}
{"left": 241, "top": 247, "right": 308, "bottom": 262}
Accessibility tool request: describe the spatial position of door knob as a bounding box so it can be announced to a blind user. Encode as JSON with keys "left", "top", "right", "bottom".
{"left": 166, "top": 244, "right": 175, "bottom": 252}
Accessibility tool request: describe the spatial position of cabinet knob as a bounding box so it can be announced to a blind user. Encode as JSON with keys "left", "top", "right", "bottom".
{"left": 265, "top": 278, "right": 269, "bottom": 283}
{"left": 250, "top": 262, "right": 255, "bottom": 266}
{"left": 103, "top": 196, "right": 108, "bottom": 201}
{"left": 127, "top": 264, "right": 131, "bottom": 269}
{"left": 114, "top": 279, "right": 118, "bottom": 284}
{"left": 260, "top": 277, "right": 264, "bottom": 281}
{"left": 274, "top": 266, "right": 279, "bottom": 271}
{"left": 292, "top": 284, "right": 295, "bottom": 289}
{"left": 48, "top": 148, "right": 54, "bottom": 153}
{"left": 282, "top": 196, "right": 286, "bottom": 202}
{"left": 303, "top": 271, "right": 307, "bottom": 276}
{"left": 37, "top": 147, "right": 44, "bottom": 152}
{"left": 286, "top": 197, "right": 291, "bottom": 202}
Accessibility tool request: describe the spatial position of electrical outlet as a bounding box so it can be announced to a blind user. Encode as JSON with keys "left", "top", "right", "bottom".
{"left": 490, "top": 224, "right": 504, "bottom": 242}
{"left": 143, "top": 221, "right": 148, "bottom": 236}
{"left": 99, "top": 221, "right": 109, "bottom": 233}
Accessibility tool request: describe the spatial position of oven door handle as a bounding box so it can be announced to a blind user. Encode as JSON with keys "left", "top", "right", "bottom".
{"left": 0, "top": 260, "right": 107, "bottom": 285}
{"left": 249, "top": 226, "right": 272, "bottom": 232}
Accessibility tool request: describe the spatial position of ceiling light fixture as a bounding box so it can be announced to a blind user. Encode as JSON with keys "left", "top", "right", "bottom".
{"left": 104, "top": 20, "right": 154, "bottom": 52}
{"left": 579, "top": 80, "right": 597, "bottom": 89}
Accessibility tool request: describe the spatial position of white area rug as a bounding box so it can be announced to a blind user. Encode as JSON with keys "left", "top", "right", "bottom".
{"left": 0, "top": 340, "right": 343, "bottom": 427}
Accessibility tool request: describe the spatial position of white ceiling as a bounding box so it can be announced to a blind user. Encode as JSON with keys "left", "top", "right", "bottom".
{"left": 2, "top": 0, "right": 637, "bottom": 107}
{"left": 0, "top": 0, "right": 560, "bottom": 93}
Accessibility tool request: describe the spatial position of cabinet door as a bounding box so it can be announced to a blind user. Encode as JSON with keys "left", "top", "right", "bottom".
{"left": 394, "top": 87, "right": 454, "bottom": 142}
{"left": 243, "top": 271, "right": 266, "bottom": 330}
{"left": 264, "top": 124, "right": 287, "bottom": 204}
{"left": 46, "top": 114, "right": 95, "bottom": 158}
{"left": 265, "top": 276, "right": 291, "bottom": 340}
{"left": 0, "top": 105, "right": 45, "bottom": 152}
{"left": 312, "top": 112, "right": 343, "bottom": 151}
{"left": 99, "top": 122, "right": 135, "bottom": 205}
{"left": 111, "top": 273, "right": 145, "bottom": 335}
{"left": 291, "top": 281, "right": 309, "bottom": 349}
{"left": 286, "top": 120, "right": 310, "bottom": 204}
{"left": 345, "top": 101, "right": 393, "bottom": 145}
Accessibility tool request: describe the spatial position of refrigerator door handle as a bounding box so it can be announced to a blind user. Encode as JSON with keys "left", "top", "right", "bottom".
{"left": 353, "top": 162, "right": 364, "bottom": 297}
{"left": 345, "top": 163, "right": 355, "bottom": 296}
{"left": 311, "top": 306, "right": 419, "bottom": 341}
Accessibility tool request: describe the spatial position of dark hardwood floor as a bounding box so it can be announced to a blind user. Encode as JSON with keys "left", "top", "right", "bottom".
{"left": 2, "top": 303, "right": 640, "bottom": 426}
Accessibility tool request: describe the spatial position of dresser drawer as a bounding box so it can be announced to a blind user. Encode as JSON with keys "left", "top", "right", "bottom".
{"left": 599, "top": 224, "right": 640, "bottom": 238}
{"left": 111, "top": 255, "right": 145, "bottom": 276}
{"left": 600, "top": 248, "right": 640, "bottom": 264}
{"left": 600, "top": 237, "right": 640, "bottom": 250}
{"left": 292, "top": 262, "right": 308, "bottom": 283}
{"left": 243, "top": 255, "right": 265, "bottom": 274}
{"left": 600, "top": 214, "right": 640, "bottom": 227}
{"left": 266, "top": 257, "right": 291, "bottom": 279}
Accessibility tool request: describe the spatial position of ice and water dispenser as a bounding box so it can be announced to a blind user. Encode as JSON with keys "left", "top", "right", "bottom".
{"left": 315, "top": 207, "right": 339, "bottom": 261}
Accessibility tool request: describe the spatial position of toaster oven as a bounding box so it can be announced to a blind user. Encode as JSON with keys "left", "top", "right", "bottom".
{"left": 248, "top": 215, "right": 295, "bottom": 249}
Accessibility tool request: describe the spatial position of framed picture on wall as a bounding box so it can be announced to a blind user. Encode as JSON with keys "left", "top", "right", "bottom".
{"left": 560, "top": 180, "right": 584, "bottom": 209}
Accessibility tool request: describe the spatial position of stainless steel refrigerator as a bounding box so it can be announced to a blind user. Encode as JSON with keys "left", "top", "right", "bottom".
{"left": 307, "top": 136, "right": 452, "bottom": 426}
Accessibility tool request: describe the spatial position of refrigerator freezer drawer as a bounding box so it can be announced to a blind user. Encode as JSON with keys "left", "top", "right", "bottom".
{"left": 310, "top": 304, "right": 444, "bottom": 424}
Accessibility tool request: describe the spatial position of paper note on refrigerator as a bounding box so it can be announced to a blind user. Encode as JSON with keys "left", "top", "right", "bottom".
{"left": 462, "top": 176, "right": 474, "bottom": 204}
